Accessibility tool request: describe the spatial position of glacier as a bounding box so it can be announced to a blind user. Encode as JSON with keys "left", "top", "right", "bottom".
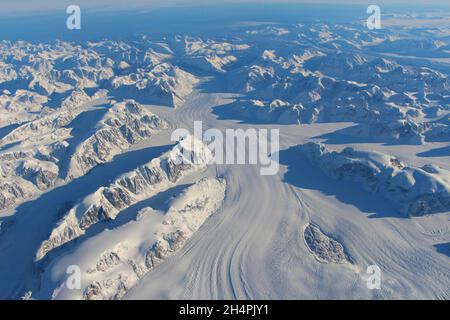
{"left": 0, "top": 5, "right": 449, "bottom": 300}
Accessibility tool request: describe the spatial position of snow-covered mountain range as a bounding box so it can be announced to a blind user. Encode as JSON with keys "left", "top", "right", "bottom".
{"left": 0, "top": 8, "right": 449, "bottom": 300}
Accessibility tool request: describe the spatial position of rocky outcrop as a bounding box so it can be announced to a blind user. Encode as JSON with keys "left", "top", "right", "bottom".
{"left": 83, "top": 275, "right": 129, "bottom": 300}
{"left": 87, "top": 250, "right": 122, "bottom": 274}
{"left": 0, "top": 180, "right": 35, "bottom": 211}
{"left": 304, "top": 224, "right": 350, "bottom": 264}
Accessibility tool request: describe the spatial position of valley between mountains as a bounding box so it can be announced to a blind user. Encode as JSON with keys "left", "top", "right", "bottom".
{"left": 0, "top": 19, "right": 449, "bottom": 299}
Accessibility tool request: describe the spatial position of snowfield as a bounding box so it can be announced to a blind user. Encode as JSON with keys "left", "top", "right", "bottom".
{"left": 0, "top": 8, "right": 449, "bottom": 300}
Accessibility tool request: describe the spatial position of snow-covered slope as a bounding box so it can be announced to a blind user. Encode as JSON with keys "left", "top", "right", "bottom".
{"left": 221, "top": 45, "right": 449, "bottom": 145}
{"left": 38, "top": 178, "right": 226, "bottom": 300}
{"left": 36, "top": 135, "right": 212, "bottom": 261}
{"left": 110, "top": 63, "right": 198, "bottom": 108}
{"left": 174, "top": 36, "right": 250, "bottom": 73}
{"left": 299, "top": 142, "right": 450, "bottom": 216}
{"left": 0, "top": 98, "right": 166, "bottom": 211}
{"left": 67, "top": 99, "right": 167, "bottom": 179}
{"left": 0, "top": 90, "right": 48, "bottom": 127}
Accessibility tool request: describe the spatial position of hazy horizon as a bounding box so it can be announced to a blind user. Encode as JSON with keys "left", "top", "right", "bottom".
{"left": 0, "top": 0, "right": 449, "bottom": 16}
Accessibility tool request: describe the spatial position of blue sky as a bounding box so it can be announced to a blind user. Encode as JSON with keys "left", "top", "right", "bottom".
{"left": 1, "top": 0, "right": 449, "bottom": 15}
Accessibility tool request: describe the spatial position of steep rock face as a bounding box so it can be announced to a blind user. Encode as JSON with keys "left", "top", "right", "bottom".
{"left": 87, "top": 39, "right": 173, "bottom": 68}
{"left": 0, "top": 151, "right": 59, "bottom": 210}
{"left": 67, "top": 99, "right": 166, "bottom": 179}
{"left": 83, "top": 275, "right": 129, "bottom": 300}
{"left": 0, "top": 179, "right": 35, "bottom": 211}
{"left": 299, "top": 142, "right": 450, "bottom": 216}
{"left": 0, "top": 39, "right": 199, "bottom": 115}
{"left": 425, "top": 115, "right": 450, "bottom": 143}
{"left": 28, "top": 74, "right": 73, "bottom": 97}
{"left": 36, "top": 135, "right": 213, "bottom": 261}
{"left": 143, "top": 178, "right": 226, "bottom": 270}
{"left": 0, "top": 40, "right": 117, "bottom": 96}
{"left": 0, "top": 88, "right": 107, "bottom": 147}
{"left": 304, "top": 53, "right": 368, "bottom": 79}
{"left": 87, "top": 250, "right": 122, "bottom": 274}
{"left": 304, "top": 54, "right": 449, "bottom": 96}
{"left": 16, "top": 159, "right": 59, "bottom": 191}
{"left": 0, "top": 110, "right": 79, "bottom": 211}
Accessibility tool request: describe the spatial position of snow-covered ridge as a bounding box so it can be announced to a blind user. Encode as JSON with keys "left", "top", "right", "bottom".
{"left": 110, "top": 62, "right": 198, "bottom": 108}
{"left": 0, "top": 90, "right": 48, "bottom": 127}
{"left": 0, "top": 99, "right": 166, "bottom": 211}
{"left": 67, "top": 99, "right": 167, "bottom": 179}
{"left": 223, "top": 48, "right": 449, "bottom": 145}
{"left": 0, "top": 89, "right": 107, "bottom": 147}
{"left": 41, "top": 177, "right": 226, "bottom": 300}
{"left": 299, "top": 142, "right": 450, "bottom": 217}
{"left": 0, "top": 39, "right": 199, "bottom": 109}
{"left": 226, "top": 99, "right": 303, "bottom": 124}
{"left": 175, "top": 36, "right": 250, "bottom": 73}
{"left": 0, "top": 19, "right": 449, "bottom": 300}
{"left": 36, "top": 135, "right": 212, "bottom": 261}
